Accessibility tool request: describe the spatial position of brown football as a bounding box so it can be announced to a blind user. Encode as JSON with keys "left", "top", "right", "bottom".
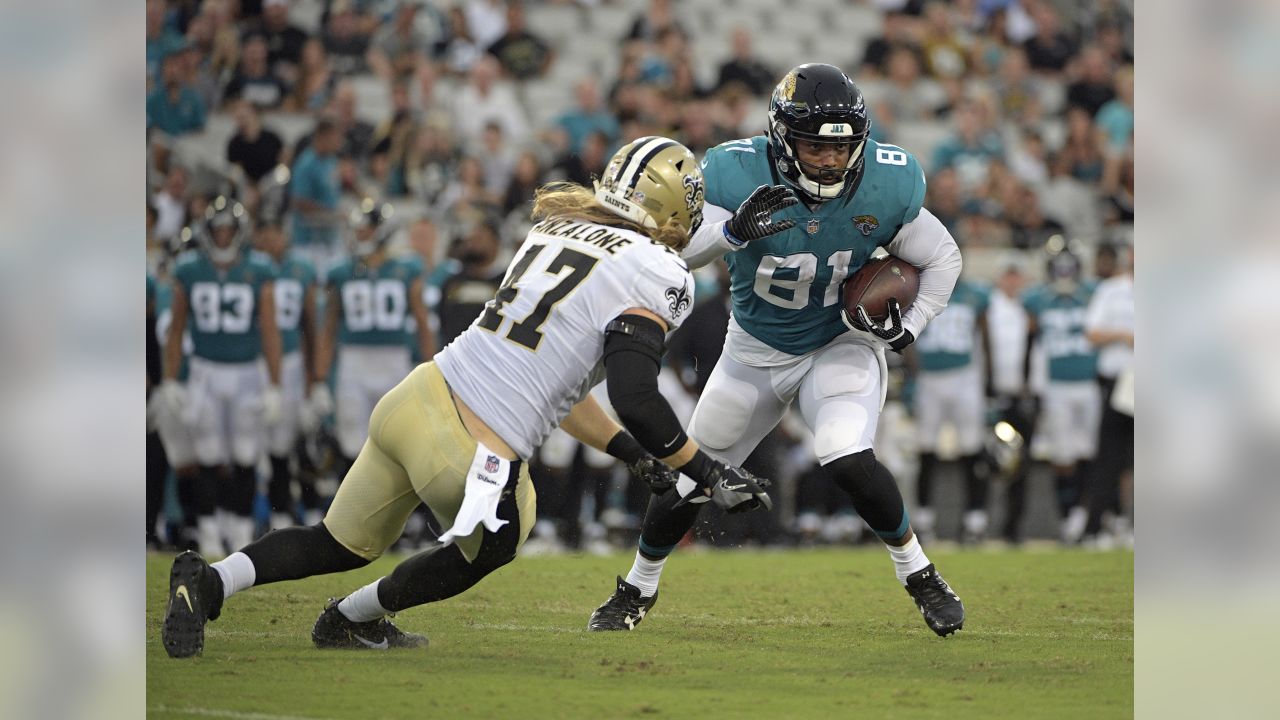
{"left": 842, "top": 255, "right": 920, "bottom": 323}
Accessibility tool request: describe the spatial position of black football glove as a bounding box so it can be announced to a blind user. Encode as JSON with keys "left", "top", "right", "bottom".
{"left": 843, "top": 297, "right": 916, "bottom": 352}
{"left": 676, "top": 461, "right": 773, "bottom": 514}
{"left": 626, "top": 455, "right": 678, "bottom": 495}
{"left": 723, "top": 184, "right": 800, "bottom": 246}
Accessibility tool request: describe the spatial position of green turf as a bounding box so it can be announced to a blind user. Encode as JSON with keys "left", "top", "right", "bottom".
{"left": 147, "top": 547, "right": 1132, "bottom": 719}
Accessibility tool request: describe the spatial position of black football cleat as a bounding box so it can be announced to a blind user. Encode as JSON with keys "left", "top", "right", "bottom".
{"left": 161, "top": 550, "right": 225, "bottom": 658}
{"left": 587, "top": 576, "right": 658, "bottom": 631}
{"left": 904, "top": 563, "right": 965, "bottom": 637}
{"left": 312, "top": 599, "right": 429, "bottom": 650}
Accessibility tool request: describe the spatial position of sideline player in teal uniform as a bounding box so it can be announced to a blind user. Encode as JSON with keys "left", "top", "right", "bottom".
{"left": 590, "top": 64, "right": 967, "bottom": 636}
{"left": 256, "top": 217, "right": 326, "bottom": 530}
{"left": 158, "top": 197, "right": 283, "bottom": 556}
{"left": 316, "top": 200, "right": 435, "bottom": 476}
{"left": 1023, "top": 249, "right": 1099, "bottom": 543}
{"left": 910, "top": 277, "right": 992, "bottom": 543}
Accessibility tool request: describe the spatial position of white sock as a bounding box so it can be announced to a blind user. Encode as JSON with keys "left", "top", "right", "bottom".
{"left": 625, "top": 552, "right": 665, "bottom": 597}
{"left": 886, "top": 535, "right": 930, "bottom": 585}
{"left": 211, "top": 551, "right": 256, "bottom": 600}
{"left": 339, "top": 578, "right": 388, "bottom": 622}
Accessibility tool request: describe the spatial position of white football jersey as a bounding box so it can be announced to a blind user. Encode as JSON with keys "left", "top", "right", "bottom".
{"left": 435, "top": 218, "right": 695, "bottom": 460}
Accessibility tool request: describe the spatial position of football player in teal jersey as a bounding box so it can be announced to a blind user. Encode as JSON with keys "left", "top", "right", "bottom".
{"left": 1023, "top": 249, "right": 1100, "bottom": 544}
{"left": 316, "top": 200, "right": 435, "bottom": 474}
{"left": 591, "top": 64, "right": 967, "bottom": 637}
{"left": 256, "top": 217, "right": 327, "bottom": 530}
{"left": 909, "top": 277, "right": 992, "bottom": 544}
{"left": 158, "top": 197, "right": 283, "bottom": 556}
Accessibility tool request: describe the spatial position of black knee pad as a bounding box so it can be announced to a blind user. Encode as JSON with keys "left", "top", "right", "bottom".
{"left": 826, "top": 449, "right": 909, "bottom": 540}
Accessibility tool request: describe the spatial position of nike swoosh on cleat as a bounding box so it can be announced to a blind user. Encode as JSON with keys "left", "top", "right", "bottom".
{"left": 720, "top": 482, "right": 747, "bottom": 492}
{"left": 175, "top": 585, "right": 193, "bottom": 613}
{"left": 353, "top": 634, "right": 389, "bottom": 649}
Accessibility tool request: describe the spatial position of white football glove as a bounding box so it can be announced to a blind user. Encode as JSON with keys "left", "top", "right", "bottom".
{"left": 262, "top": 385, "right": 283, "bottom": 426}
{"left": 156, "top": 380, "right": 186, "bottom": 419}
{"left": 308, "top": 382, "right": 334, "bottom": 418}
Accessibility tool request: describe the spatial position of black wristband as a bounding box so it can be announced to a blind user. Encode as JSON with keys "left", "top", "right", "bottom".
{"left": 681, "top": 449, "right": 720, "bottom": 486}
{"left": 606, "top": 431, "right": 649, "bottom": 465}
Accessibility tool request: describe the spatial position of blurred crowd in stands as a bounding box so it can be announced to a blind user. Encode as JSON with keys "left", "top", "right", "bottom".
{"left": 147, "top": 0, "right": 1134, "bottom": 555}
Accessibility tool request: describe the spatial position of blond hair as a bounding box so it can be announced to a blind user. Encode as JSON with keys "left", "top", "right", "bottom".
{"left": 531, "top": 182, "right": 691, "bottom": 252}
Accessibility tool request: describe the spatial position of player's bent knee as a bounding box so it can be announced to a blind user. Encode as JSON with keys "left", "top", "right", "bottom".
{"left": 812, "top": 410, "right": 871, "bottom": 463}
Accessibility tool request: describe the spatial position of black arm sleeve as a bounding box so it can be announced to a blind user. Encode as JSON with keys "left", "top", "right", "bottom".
{"left": 603, "top": 314, "right": 689, "bottom": 458}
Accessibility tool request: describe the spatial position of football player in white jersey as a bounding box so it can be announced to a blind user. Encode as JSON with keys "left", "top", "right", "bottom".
{"left": 161, "top": 137, "right": 771, "bottom": 658}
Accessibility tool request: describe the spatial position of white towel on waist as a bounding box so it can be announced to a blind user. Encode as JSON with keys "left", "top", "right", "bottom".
{"left": 438, "top": 443, "right": 512, "bottom": 545}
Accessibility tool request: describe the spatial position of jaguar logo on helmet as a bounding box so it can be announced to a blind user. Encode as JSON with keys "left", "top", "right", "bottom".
{"left": 778, "top": 70, "right": 797, "bottom": 102}
{"left": 853, "top": 215, "right": 879, "bottom": 236}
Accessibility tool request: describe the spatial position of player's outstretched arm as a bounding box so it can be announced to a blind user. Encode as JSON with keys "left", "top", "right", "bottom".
{"left": 682, "top": 185, "right": 799, "bottom": 269}
{"left": 602, "top": 308, "right": 771, "bottom": 513}
{"left": 560, "top": 394, "right": 677, "bottom": 495}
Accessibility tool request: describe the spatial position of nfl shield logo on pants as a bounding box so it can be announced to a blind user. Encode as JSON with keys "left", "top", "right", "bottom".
{"left": 806, "top": 219, "right": 820, "bottom": 235}
{"left": 485, "top": 455, "right": 500, "bottom": 473}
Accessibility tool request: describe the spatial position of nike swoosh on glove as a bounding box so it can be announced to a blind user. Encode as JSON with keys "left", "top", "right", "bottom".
{"left": 841, "top": 297, "right": 916, "bottom": 352}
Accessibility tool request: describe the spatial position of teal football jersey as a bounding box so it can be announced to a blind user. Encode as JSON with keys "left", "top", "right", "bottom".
{"left": 328, "top": 255, "right": 424, "bottom": 346}
{"left": 1023, "top": 283, "right": 1098, "bottom": 381}
{"left": 172, "top": 250, "right": 276, "bottom": 363}
{"left": 273, "top": 252, "right": 317, "bottom": 355}
{"left": 702, "top": 136, "right": 928, "bottom": 355}
{"left": 916, "top": 279, "right": 990, "bottom": 372}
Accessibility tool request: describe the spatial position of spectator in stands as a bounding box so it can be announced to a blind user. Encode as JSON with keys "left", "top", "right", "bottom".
{"left": 435, "top": 155, "right": 500, "bottom": 218}
{"left": 368, "top": 81, "right": 422, "bottom": 196}
{"left": 919, "top": 0, "right": 968, "bottom": 80}
{"left": 178, "top": 31, "right": 224, "bottom": 113}
{"left": 223, "top": 35, "right": 288, "bottom": 110}
{"left": 405, "top": 121, "right": 459, "bottom": 207}
{"left": 1100, "top": 141, "right": 1134, "bottom": 225}
{"left": 1007, "top": 128, "right": 1050, "bottom": 186}
{"left": 147, "top": 0, "right": 185, "bottom": 88}
{"left": 477, "top": 122, "right": 517, "bottom": 199}
{"left": 287, "top": 38, "right": 336, "bottom": 112}
{"left": 190, "top": 0, "right": 242, "bottom": 90}
{"left": 627, "top": 0, "right": 686, "bottom": 42}
{"left": 368, "top": 0, "right": 432, "bottom": 81}
{"left": 290, "top": 117, "right": 344, "bottom": 256}
{"left": 227, "top": 100, "right": 284, "bottom": 184}
{"left": 147, "top": 52, "right": 208, "bottom": 137}
{"left": 555, "top": 77, "right": 619, "bottom": 156}
{"left": 453, "top": 55, "right": 529, "bottom": 148}
{"left": 668, "top": 61, "right": 706, "bottom": 104}
{"left": 1022, "top": 0, "right": 1077, "bottom": 75}
{"left": 255, "top": 0, "right": 310, "bottom": 80}
{"left": 554, "top": 129, "right": 609, "bottom": 188}
{"left": 677, "top": 100, "right": 721, "bottom": 155}
{"left": 932, "top": 98, "right": 1004, "bottom": 190}
{"left": 1066, "top": 45, "right": 1116, "bottom": 116}
{"left": 151, "top": 166, "right": 189, "bottom": 243}
{"left": 486, "top": 0, "right": 553, "bottom": 81}
{"left": 501, "top": 150, "right": 542, "bottom": 217}
{"left": 860, "top": 11, "right": 920, "bottom": 79}
{"left": 924, "top": 166, "right": 964, "bottom": 236}
{"left": 328, "top": 81, "right": 376, "bottom": 160}
{"left": 1094, "top": 66, "right": 1134, "bottom": 151}
{"left": 323, "top": 0, "right": 372, "bottom": 76}
{"left": 1095, "top": 21, "right": 1134, "bottom": 66}
{"left": 1006, "top": 184, "right": 1065, "bottom": 250}
{"left": 715, "top": 27, "right": 774, "bottom": 96}
{"left": 1052, "top": 107, "right": 1106, "bottom": 183}
{"left": 992, "top": 46, "right": 1041, "bottom": 129}
{"left": 465, "top": 0, "right": 508, "bottom": 51}
{"left": 873, "top": 45, "right": 941, "bottom": 133}
{"left": 435, "top": 4, "right": 484, "bottom": 76}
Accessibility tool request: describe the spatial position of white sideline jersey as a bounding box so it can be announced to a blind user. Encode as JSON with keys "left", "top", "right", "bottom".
{"left": 435, "top": 218, "right": 695, "bottom": 460}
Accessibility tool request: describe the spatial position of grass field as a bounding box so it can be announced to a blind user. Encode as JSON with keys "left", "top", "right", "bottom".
{"left": 146, "top": 547, "right": 1132, "bottom": 719}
